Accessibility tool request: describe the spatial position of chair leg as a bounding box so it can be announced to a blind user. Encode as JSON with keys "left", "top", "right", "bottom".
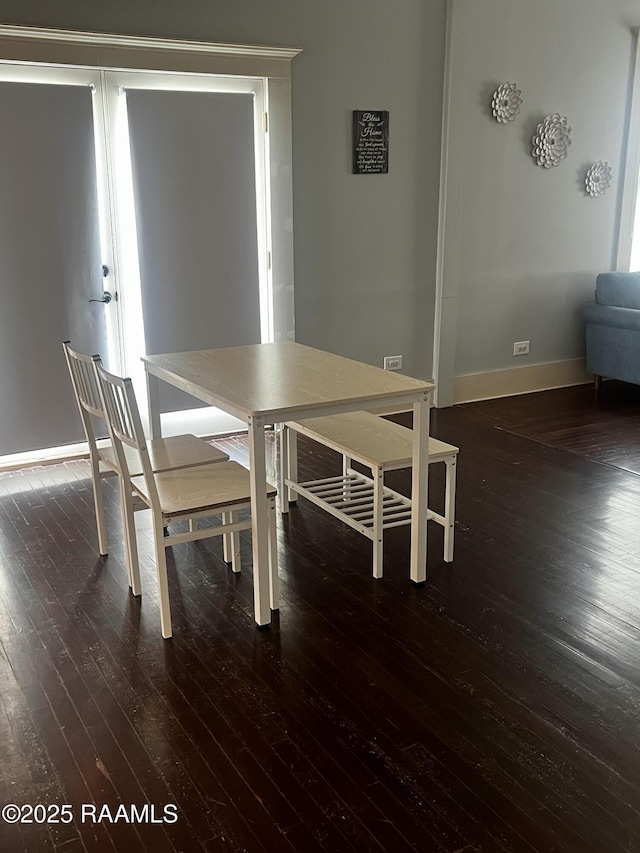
{"left": 152, "top": 512, "right": 173, "bottom": 639}
{"left": 268, "top": 496, "right": 279, "bottom": 610}
{"left": 120, "top": 480, "right": 141, "bottom": 596}
{"left": 443, "top": 456, "right": 457, "bottom": 562}
{"left": 92, "top": 462, "right": 109, "bottom": 556}
{"left": 372, "top": 465, "right": 384, "bottom": 579}
{"left": 594, "top": 374, "right": 602, "bottom": 391}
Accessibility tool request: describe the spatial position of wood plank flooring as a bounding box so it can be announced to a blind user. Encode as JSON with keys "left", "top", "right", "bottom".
{"left": 459, "top": 379, "right": 640, "bottom": 475}
{"left": 1, "top": 386, "right": 640, "bottom": 851}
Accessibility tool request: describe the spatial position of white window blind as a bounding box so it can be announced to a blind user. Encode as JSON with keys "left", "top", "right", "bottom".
{"left": 125, "top": 88, "right": 262, "bottom": 413}
{"left": 0, "top": 81, "right": 105, "bottom": 454}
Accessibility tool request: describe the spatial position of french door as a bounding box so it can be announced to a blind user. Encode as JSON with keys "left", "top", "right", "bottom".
{"left": 0, "top": 64, "right": 270, "bottom": 458}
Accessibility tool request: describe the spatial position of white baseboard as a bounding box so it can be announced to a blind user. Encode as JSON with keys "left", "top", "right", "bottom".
{"left": 453, "top": 358, "right": 591, "bottom": 404}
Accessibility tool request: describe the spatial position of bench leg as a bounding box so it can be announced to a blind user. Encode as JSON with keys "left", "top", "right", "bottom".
{"left": 372, "top": 465, "right": 384, "bottom": 579}
{"left": 410, "top": 398, "right": 430, "bottom": 583}
{"left": 443, "top": 456, "right": 457, "bottom": 562}
{"left": 279, "top": 425, "right": 299, "bottom": 510}
{"left": 286, "top": 428, "right": 298, "bottom": 505}
{"left": 342, "top": 454, "right": 352, "bottom": 503}
{"left": 222, "top": 511, "right": 231, "bottom": 561}
{"left": 278, "top": 425, "right": 289, "bottom": 513}
{"left": 228, "top": 510, "right": 242, "bottom": 573}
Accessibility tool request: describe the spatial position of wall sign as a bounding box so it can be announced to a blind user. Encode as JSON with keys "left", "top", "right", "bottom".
{"left": 353, "top": 110, "right": 389, "bottom": 174}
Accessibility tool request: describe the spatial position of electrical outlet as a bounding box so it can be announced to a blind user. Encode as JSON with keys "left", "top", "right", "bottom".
{"left": 383, "top": 355, "right": 403, "bottom": 370}
{"left": 513, "top": 340, "right": 530, "bottom": 356}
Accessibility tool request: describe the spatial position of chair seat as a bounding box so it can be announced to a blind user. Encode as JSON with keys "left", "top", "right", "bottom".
{"left": 130, "top": 460, "right": 277, "bottom": 518}
{"left": 287, "top": 412, "right": 458, "bottom": 471}
{"left": 99, "top": 433, "right": 228, "bottom": 476}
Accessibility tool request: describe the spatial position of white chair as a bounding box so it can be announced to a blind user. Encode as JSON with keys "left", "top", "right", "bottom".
{"left": 280, "top": 411, "right": 458, "bottom": 579}
{"left": 95, "top": 362, "right": 278, "bottom": 639}
{"left": 63, "top": 341, "right": 229, "bottom": 556}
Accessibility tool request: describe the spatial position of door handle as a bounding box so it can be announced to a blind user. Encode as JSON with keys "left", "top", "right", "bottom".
{"left": 89, "top": 291, "right": 113, "bottom": 304}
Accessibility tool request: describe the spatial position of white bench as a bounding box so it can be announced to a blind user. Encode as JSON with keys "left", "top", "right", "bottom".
{"left": 280, "top": 412, "right": 458, "bottom": 578}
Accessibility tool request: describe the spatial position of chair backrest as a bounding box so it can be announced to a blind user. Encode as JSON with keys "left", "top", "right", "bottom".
{"left": 95, "top": 362, "right": 159, "bottom": 506}
{"left": 62, "top": 341, "right": 105, "bottom": 455}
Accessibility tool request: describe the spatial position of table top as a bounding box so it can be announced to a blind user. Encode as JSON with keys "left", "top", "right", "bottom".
{"left": 143, "top": 342, "right": 433, "bottom": 422}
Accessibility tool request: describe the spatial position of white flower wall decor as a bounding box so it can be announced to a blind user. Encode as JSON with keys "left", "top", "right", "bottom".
{"left": 585, "top": 161, "right": 612, "bottom": 197}
{"left": 531, "top": 113, "right": 572, "bottom": 167}
{"left": 491, "top": 82, "right": 523, "bottom": 123}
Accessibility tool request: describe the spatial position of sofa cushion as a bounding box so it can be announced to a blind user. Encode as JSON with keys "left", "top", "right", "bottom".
{"left": 595, "top": 272, "right": 640, "bottom": 309}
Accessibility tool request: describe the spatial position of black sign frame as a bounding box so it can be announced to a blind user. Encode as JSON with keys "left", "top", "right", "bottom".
{"left": 352, "top": 110, "right": 389, "bottom": 174}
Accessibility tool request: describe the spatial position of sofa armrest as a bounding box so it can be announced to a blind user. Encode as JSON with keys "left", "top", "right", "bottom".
{"left": 583, "top": 303, "right": 640, "bottom": 333}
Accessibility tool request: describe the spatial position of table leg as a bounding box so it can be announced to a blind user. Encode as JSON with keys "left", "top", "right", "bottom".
{"left": 410, "top": 394, "right": 431, "bottom": 583}
{"left": 145, "top": 369, "right": 162, "bottom": 439}
{"left": 248, "top": 415, "right": 272, "bottom": 626}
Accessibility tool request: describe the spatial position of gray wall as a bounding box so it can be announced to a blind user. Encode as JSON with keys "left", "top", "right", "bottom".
{"left": 443, "top": 0, "right": 639, "bottom": 385}
{"left": 0, "top": 0, "right": 446, "bottom": 380}
{"left": 4, "top": 0, "right": 637, "bottom": 399}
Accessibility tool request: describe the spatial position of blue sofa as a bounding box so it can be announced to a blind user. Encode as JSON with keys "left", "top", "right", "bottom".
{"left": 583, "top": 271, "right": 640, "bottom": 387}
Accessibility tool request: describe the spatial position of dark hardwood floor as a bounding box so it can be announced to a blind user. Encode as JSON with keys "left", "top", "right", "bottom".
{"left": 458, "top": 379, "right": 640, "bottom": 475}
{"left": 1, "top": 382, "right": 640, "bottom": 852}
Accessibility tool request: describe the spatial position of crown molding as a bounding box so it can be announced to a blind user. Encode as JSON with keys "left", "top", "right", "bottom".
{"left": 0, "top": 24, "right": 301, "bottom": 60}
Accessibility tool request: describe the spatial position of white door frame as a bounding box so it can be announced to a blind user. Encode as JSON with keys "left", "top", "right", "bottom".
{"left": 432, "top": 0, "right": 457, "bottom": 409}
{"left": 616, "top": 26, "right": 640, "bottom": 271}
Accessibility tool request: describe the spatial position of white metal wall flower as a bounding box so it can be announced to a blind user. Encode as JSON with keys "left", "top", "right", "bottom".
{"left": 531, "top": 113, "right": 572, "bottom": 167}
{"left": 585, "top": 161, "right": 612, "bottom": 197}
{"left": 491, "top": 82, "right": 522, "bottom": 123}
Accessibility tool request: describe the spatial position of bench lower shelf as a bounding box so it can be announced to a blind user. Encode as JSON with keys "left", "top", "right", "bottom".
{"left": 285, "top": 469, "right": 445, "bottom": 542}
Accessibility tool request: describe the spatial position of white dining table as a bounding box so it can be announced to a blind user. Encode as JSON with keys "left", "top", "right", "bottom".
{"left": 142, "top": 341, "right": 435, "bottom": 627}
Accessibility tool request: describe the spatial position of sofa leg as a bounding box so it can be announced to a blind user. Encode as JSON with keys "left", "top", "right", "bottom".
{"left": 594, "top": 374, "right": 602, "bottom": 391}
